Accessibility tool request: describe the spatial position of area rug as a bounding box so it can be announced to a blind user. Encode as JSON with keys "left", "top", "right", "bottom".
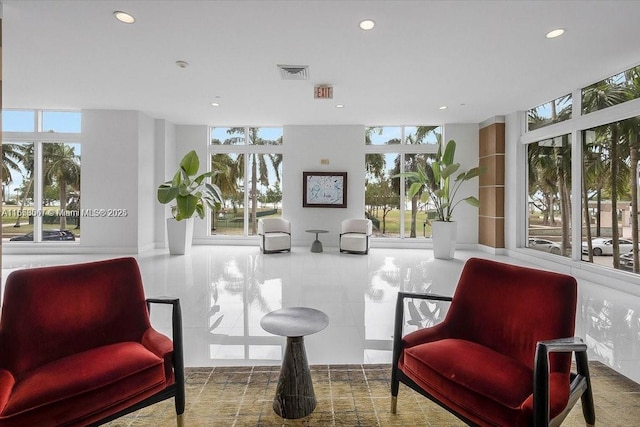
{"left": 105, "top": 362, "right": 639, "bottom": 426}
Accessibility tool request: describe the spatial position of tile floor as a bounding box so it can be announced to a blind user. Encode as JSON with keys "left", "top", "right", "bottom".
{"left": 104, "top": 362, "right": 639, "bottom": 426}
{"left": 2, "top": 245, "right": 640, "bottom": 386}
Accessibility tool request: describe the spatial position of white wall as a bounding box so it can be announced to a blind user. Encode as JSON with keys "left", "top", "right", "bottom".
{"left": 283, "top": 125, "right": 366, "bottom": 247}
{"left": 137, "top": 114, "right": 156, "bottom": 251}
{"left": 443, "top": 123, "right": 481, "bottom": 244}
{"left": 81, "top": 109, "right": 161, "bottom": 253}
{"left": 503, "top": 111, "right": 523, "bottom": 250}
{"left": 81, "top": 110, "right": 140, "bottom": 252}
{"left": 154, "top": 119, "right": 177, "bottom": 248}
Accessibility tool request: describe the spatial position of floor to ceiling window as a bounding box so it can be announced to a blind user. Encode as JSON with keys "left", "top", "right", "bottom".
{"left": 365, "top": 126, "right": 441, "bottom": 239}
{"left": 582, "top": 115, "right": 640, "bottom": 272}
{"left": 210, "top": 127, "right": 283, "bottom": 237}
{"left": 523, "top": 63, "right": 640, "bottom": 273}
{"left": 2, "top": 110, "right": 81, "bottom": 243}
{"left": 526, "top": 134, "right": 572, "bottom": 257}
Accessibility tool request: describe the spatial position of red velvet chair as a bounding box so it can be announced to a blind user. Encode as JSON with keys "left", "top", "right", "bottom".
{"left": 0, "top": 257, "right": 185, "bottom": 427}
{"left": 391, "top": 258, "right": 595, "bottom": 427}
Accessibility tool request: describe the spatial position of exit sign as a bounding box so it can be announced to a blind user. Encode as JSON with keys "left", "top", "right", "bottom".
{"left": 314, "top": 85, "right": 333, "bottom": 99}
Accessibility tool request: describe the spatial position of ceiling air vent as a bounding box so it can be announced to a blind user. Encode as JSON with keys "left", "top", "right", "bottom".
{"left": 278, "top": 64, "right": 309, "bottom": 80}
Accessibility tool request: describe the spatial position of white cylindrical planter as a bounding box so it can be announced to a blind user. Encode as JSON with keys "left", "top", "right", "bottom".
{"left": 166, "top": 217, "right": 194, "bottom": 255}
{"left": 431, "top": 221, "right": 457, "bottom": 259}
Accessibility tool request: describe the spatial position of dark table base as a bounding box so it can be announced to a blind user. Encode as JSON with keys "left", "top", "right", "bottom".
{"left": 273, "top": 336, "right": 316, "bottom": 419}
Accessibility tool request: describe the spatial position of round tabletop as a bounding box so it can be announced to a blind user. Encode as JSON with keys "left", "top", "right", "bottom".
{"left": 260, "top": 307, "right": 329, "bottom": 337}
{"left": 305, "top": 229, "right": 329, "bottom": 234}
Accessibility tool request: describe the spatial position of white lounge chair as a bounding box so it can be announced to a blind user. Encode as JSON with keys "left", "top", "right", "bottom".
{"left": 339, "top": 219, "right": 372, "bottom": 254}
{"left": 258, "top": 218, "right": 291, "bottom": 254}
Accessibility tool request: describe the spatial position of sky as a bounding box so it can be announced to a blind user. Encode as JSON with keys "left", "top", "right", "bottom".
{"left": 3, "top": 110, "right": 81, "bottom": 133}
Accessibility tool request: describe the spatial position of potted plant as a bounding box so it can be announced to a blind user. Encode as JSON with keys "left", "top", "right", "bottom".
{"left": 157, "top": 150, "right": 223, "bottom": 254}
{"left": 395, "top": 139, "right": 485, "bottom": 259}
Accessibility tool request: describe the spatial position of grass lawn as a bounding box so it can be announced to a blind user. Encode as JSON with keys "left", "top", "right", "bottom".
{"left": 211, "top": 207, "right": 433, "bottom": 237}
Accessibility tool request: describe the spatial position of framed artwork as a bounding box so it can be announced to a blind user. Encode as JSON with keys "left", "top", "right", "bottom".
{"left": 303, "top": 172, "right": 347, "bottom": 208}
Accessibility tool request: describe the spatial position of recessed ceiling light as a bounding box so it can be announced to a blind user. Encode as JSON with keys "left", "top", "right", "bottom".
{"left": 439, "top": 106, "right": 448, "bottom": 110}
{"left": 113, "top": 11, "right": 135, "bottom": 24}
{"left": 210, "top": 102, "right": 220, "bottom": 107}
{"left": 546, "top": 28, "right": 565, "bottom": 39}
{"left": 335, "top": 104, "right": 344, "bottom": 108}
{"left": 359, "top": 19, "right": 375, "bottom": 30}
{"left": 175, "top": 60, "right": 189, "bottom": 68}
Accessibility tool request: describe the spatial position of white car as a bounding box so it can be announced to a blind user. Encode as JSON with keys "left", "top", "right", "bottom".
{"left": 582, "top": 238, "right": 636, "bottom": 256}
{"left": 620, "top": 252, "right": 635, "bottom": 271}
{"left": 528, "top": 238, "right": 562, "bottom": 255}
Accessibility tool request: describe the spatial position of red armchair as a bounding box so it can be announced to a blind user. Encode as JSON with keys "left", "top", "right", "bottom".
{"left": 0, "top": 257, "right": 185, "bottom": 427}
{"left": 391, "top": 258, "right": 595, "bottom": 427}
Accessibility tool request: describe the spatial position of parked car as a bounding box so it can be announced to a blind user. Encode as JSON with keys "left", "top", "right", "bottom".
{"left": 581, "top": 238, "right": 636, "bottom": 256}
{"left": 620, "top": 252, "right": 636, "bottom": 271}
{"left": 528, "top": 238, "right": 562, "bottom": 255}
{"left": 9, "top": 229, "right": 76, "bottom": 242}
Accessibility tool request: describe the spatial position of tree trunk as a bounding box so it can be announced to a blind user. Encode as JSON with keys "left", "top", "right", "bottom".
{"left": 410, "top": 196, "right": 418, "bottom": 238}
{"left": 59, "top": 178, "right": 68, "bottom": 230}
{"left": 582, "top": 166, "right": 594, "bottom": 262}
{"left": 555, "top": 147, "right": 570, "bottom": 255}
{"left": 630, "top": 131, "right": 639, "bottom": 272}
{"left": 596, "top": 189, "right": 602, "bottom": 237}
{"left": 611, "top": 127, "right": 620, "bottom": 268}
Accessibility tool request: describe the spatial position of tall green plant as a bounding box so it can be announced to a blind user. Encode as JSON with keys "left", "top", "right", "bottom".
{"left": 157, "top": 150, "right": 223, "bottom": 221}
{"left": 395, "top": 140, "right": 485, "bottom": 222}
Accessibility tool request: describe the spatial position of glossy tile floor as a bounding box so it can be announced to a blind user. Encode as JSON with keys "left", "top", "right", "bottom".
{"left": 105, "top": 362, "right": 638, "bottom": 426}
{"left": 2, "top": 245, "right": 640, "bottom": 388}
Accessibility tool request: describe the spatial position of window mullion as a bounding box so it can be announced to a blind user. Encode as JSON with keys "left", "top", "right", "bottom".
{"left": 35, "top": 109, "right": 41, "bottom": 133}
{"left": 33, "top": 142, "right": 43, "bottom": 242}
{"left": 243, "top": 127, "right": 250, "bottom": 236}
{"left": 399, "top": 153, "right": 405, "bottom": 238}
{"left": 399, "top": 128, "right": 406, "bottom": 238}
{"left": 572, "top": 129, "right": 582, "bottom": 261}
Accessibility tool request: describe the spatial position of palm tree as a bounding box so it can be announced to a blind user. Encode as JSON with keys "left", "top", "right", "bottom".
{"left": 582, "top": 136, "right": 609, "bottom": 262}
{"left": 365, "top": 127, "right": 386, "bottom": 179}
{"left": 42, "top": 143, "right": 80, "bottom": 230}
{"left": 528, "top": 142, "right": 559, "bottom": 226}
{"left": 527, "top": 137, "right": 572, "bottom": 254}
{"left": 625, "top": 67, "right": 640, "bottom": 272}
{"left": 227, "top": 128, "right": 281, "bottom": 235}
{"left": 527, "top": 95, "right": 572, "bottom": 131}
{"left": 1, "top": 143, "right": 25, "bottom": 198}
{"left": 528, "top": 102, "right": 573, "bottom": 255}
{"left": 390, "top": 127, "right": 441, "bottom": 238}
{"left": 556, "top": 138, "right": 572, "bottom": 255}
{"left": 211, "top": 153, "right": 242, "bottom": 229}
{"left": 627, "top": 126, "right": 640, "bottom": 272}
{"left": 582, "top": 78, "right": 630, "bottom": 267}
{"left": 12, "top": 144, "right": 35, "bottom": 227}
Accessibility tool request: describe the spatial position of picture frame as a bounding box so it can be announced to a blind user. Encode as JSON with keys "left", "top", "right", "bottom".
{"left": 303, "top": 172, "right": 347, "bottom": 208}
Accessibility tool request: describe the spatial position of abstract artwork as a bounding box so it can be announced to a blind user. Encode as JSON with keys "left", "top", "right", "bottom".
{"left": 303, "top": 172, "right": 347, "bottom": 208}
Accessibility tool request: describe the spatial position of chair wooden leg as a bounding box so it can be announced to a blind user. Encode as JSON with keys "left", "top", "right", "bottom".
{"left": 576, "top": 352, "right": 596, "bottom": 426}
{"left": 390, "top": 396, "right": 398, "bottom": 414}
{"left": 177, "top": 413, "right": 184, "bottom": 427}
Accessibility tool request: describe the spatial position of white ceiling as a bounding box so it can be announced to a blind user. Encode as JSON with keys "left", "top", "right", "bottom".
{"left": 3, "top": 0, "right": 640, "bottom": 127}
